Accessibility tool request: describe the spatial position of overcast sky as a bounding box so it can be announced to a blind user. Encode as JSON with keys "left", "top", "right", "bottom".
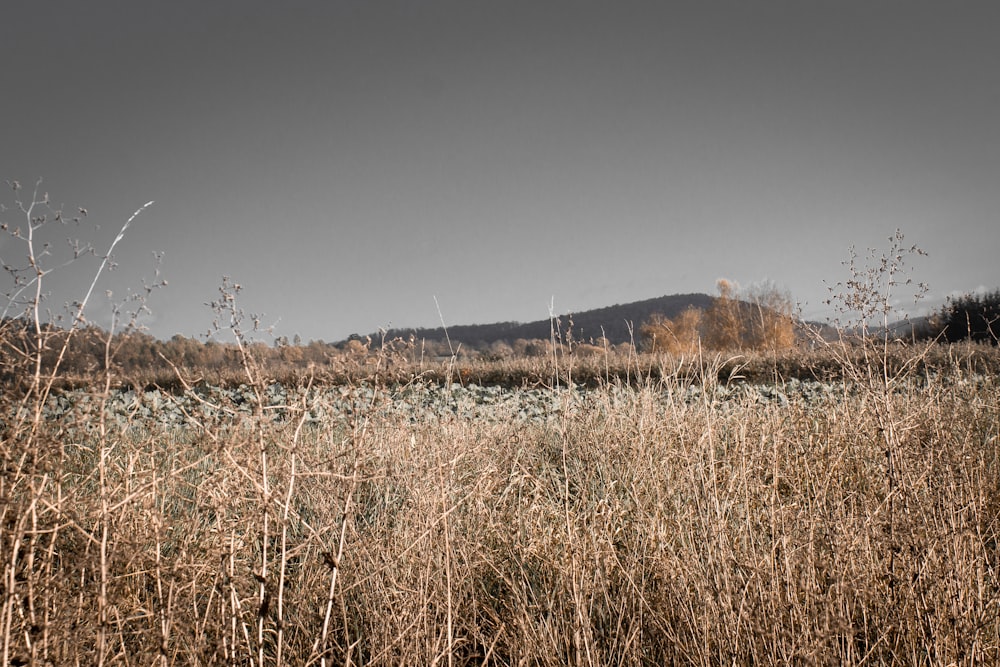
{"left": 2, "top": 1, "right": 997, "bottom": 342}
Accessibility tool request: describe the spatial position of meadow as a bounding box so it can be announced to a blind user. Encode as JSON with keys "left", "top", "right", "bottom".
{"left": 2, "top": 202, "right": 997, "bottom": 665}
{"left": 2, "top": 342, "right": 998, "bottom": 666}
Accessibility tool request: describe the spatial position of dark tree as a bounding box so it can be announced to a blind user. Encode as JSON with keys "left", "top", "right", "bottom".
{"left": 937, "top": 290, "right": 1000, "bottom": 344}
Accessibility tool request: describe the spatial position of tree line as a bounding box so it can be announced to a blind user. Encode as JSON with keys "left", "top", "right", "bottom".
{"left": 2, "top": 285, "right": 996, "bottom": 385}
{"left": 927, "top": 289, "right": 999, "bottom": 345}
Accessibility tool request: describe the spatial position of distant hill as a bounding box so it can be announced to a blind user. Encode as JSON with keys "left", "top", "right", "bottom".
{"left": 355, "top": 293, "right": 717, "bottom": 348}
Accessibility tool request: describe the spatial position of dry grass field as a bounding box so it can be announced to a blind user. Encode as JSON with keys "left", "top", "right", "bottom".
{"left": 2, "top": 341, "right": 998, "bottom": 666}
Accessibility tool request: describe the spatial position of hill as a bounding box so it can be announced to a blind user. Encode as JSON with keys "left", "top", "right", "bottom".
{"left": 355, "top": 293, "right": 717, "bottom": 349}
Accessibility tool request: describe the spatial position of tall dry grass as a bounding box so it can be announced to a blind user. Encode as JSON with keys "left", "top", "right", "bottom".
{"left": 1, "top": 350, "right": 997, "bottom": 665}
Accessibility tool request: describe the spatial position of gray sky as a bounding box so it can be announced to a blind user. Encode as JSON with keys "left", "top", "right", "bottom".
{"left": 2, "top": 1, "right": 998, "bottom": 342}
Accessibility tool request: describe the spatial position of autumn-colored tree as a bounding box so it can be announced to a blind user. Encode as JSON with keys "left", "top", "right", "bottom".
{"left": 342, "top": 338, "right": 369, "bottom": 357}
{"left": 702, "top": 279, "right": 797, "bottom": 352}
{"left": 163, "top": 333, "right": 207, "bottom": 368}
{"left": 641, "top": 307, "right": 703, "bottom": 355}
{"left": 303, "top": 339, "right": 332, "bottom": 364}
{"left": 513, "top": 338, "right": 551, "bottom": 357}
{"left": 571, "top": 343, "right": 604, "bottom": 357}
{"left": 485, "top": 340, "right": 514, "bottom": 360}
{"left": 113, "top": 331, "right": 160, "bottom": 372}
{"left": 278, "top": 344, "right": 305, "bottom": 365}
{"left": 614, "top": 342, "right": 635, "bottom": 356}
{"left": 744, "top": 280, "right": 797, "bottom": 351}
{"left": 703, "top": 279, "right": 745, "bottom": 350}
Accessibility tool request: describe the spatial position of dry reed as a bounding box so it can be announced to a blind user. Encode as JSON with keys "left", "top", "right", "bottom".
{"left": 1, "top": 350, "right": 997, "bottom": 665}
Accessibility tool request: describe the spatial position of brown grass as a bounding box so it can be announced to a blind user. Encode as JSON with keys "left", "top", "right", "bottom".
{"left": 1, "top": 345, "right": 999, "bottom": 665}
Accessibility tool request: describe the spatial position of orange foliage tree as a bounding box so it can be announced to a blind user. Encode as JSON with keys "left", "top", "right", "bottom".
{"left": 645, "top": 280, "right": 798, "bottom": 354}
{"left": 703, "top": 279, "right": 745, "bottom": 351}
{"left": 640, "top": 307, "right": 704, "bottom": 355}
{"left": 744, "top": 280, "right": 797, "bottom": 351}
